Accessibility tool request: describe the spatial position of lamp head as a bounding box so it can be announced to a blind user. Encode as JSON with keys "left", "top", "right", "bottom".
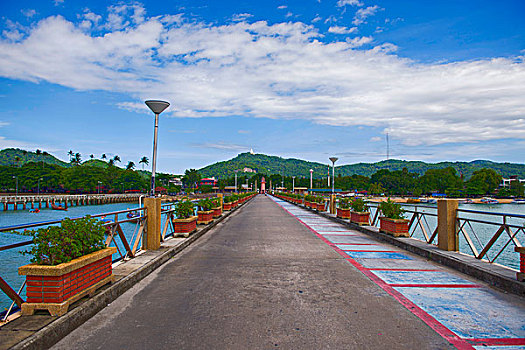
{"left": 329, "top": 157, "right": 338, "bottom": 164}
{"left": 145, "top": 100, "right": 170, "bottom": 114}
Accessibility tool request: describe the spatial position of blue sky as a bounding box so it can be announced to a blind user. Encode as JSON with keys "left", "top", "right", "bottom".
{"left": 0, "top": 0, "right": 524, "bottom": 174}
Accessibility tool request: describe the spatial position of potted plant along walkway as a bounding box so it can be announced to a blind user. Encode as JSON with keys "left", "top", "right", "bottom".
{"left": 316, "top": 196, "right": 326, "bottom": 212}
{"left": 18, "top": 216, "right": 116, "bottom": 316}
{"left": 379, "top": 199, "right": 409, "bottom": 237}
{"left": 336, "top": 198, "right": 351, "bottom": 219}
{"left": 172, "top": 199, "right": 197, "bottom": 237}
{"left": 350, "top": 197, "right": 370, "bottom": 226}
{"left": 223, "top": 196, "right": 233, "bottom": 211}
{"left": 212, "top": 197, "right": 222, "bottom": 218}
{"left": 197, "top": 198, "right": 214, "bottom": 225}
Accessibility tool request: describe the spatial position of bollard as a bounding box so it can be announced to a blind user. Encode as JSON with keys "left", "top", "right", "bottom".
{"left": 330, "top": 194, "right": 336, "bottom": 214}
{"left": 143, "top": 197, "right": 162, "bottom": 250}
{"left": 437, "top": 199, "right": 458, "bottom": 251}
{"left": 218, "top": 193, "right": 223, "bottom": 207}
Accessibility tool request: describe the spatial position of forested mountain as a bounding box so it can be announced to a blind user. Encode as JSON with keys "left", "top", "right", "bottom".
{"left": 0, "top": 148, "right": 69, "bottom": 167}
{"left": 198, "top": 152, "right": 525, "bottom": 179}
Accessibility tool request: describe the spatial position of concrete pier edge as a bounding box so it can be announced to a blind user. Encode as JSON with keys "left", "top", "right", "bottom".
{"left": 278, "top": 196, "right": 525, "bottom": 298}
{"left": 8, "top": 196, "right": 255, "bottom": 350}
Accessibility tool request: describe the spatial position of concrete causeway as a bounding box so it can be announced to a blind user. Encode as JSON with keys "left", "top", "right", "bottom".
{"left": 45, "top": 195, "right": 525, "bottom": 349}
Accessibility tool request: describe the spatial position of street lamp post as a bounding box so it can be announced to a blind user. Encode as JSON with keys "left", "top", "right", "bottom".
{"left": 145, "top": 100, "right": 170, "bottom": 197}
{"left": 12, "top": 176, "right": 18, "bottom": 196}
{"left": 38, "top": 178, "right": 43, "bottom": 195}
{"left": 309, "top": 169, "right": 313, "bottom": 191}
{"left": 97, "top": 181, "right": 102, "bottom": 195}
{"left": 234, "top": 170, "right": 239, "bottom": 193}
{"left": 329, "top": 157, "right": 338, "bottom": 195}
{"left": 292, "top": 176, "right": 296, "bottom": 192}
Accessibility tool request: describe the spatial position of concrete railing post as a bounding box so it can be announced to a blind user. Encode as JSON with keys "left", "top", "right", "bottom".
{"left": 143, "top": 197, "right": 161, "bottom": 250}
{"left": 330, "top": 194, "right": 336, "bottom": 214}
{"left": 437, "top": 199, "right": 458, "bottom": 251}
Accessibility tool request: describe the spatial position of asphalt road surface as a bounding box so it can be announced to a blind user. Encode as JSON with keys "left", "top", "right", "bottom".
{"left": 52, "top": 195, "right": 453, "bottom": 349}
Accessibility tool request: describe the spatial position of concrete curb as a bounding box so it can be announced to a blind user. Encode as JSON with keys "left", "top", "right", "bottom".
{"left": 279, "top": 198, "right": 525, "bottom": 298}
{"left": 10, "top": 196, "right": 256, "bottom": 350}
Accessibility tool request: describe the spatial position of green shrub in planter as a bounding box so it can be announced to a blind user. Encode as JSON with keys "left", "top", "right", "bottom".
{"left": 176, "top": 199, "right": 195, "bottom": 219}
{"left": 350, "top": 197, "right": 367, "bottom": 212}
{"left": 198, "top": 198, "right": 214, "bottom": 211}
{"left": 379, "top": 198, "right": 405, "bottom": 219}
{"left": 338, "top": 198, "right": 351, "bottom": 209}
{"left": 23, "top": 216, "right": 106, "bottom": 266}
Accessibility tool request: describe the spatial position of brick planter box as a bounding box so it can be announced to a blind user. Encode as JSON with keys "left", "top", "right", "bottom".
{"left": 212, "top": 206, "right": 222, "bottom": 218}
{"left": 197, "top": 210, "right": 214, "bottom": 225}
{"left": 317, "top": 202, "right": 325, "bottom": 212}
{"left": 233, "top": 200, "right": 239, "bottom": 208}
{"left": 18, "top": 247, "right": 117, "bottom": 316}
{"left": 380, "top": 217, "right": 409, "bottom": 237}
{"left": 351, "top": 211, "right": 370, "bottom": 226}
{"left": 172, "top": 216, "right": 197, "bottom": 237}
{"left": 336, "top": 208, "right": 351, "bottom": 219}
{"left": 515, "top": 247, "right": 525, "bottom": 281}
{"left": 223, "top": 202, "right": 232, "bottom": 211}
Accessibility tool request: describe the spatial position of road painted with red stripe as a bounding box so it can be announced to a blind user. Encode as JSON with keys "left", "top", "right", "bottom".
{"left": 270, "top": 196, "right": 525, "bottom": 350}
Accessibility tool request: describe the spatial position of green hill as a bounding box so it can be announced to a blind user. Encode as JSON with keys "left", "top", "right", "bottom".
{"left": 198, "top": 152, "right": 525, "bottom": 179}
{"left": 0, "top": 148, "right": 70, "bottom": 167}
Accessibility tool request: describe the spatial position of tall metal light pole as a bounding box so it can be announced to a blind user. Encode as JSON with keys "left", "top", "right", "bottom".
{"left": 12, "top": 176, "right": 18, "bottom": 196}
{"left": 97, "top": 181, "right": 102, "bottom": 195}
{"left": 292, "top": 176, "right": 296, "bottom": 192}
{"left": 329, "top": 157, "right": 338, "bottom": 195}
{"left": 234, "top": 170, "right": 239, "bottom": 193}
{"left": 38, "top": 177, "right": 43, "bottom": 195}
{"left": 327, "top": 166, "right": 330, "bottom": 188}
{"left": 145, "top": 100, "right": 170, "bottom": 197}
{"left": 309, "top": 169, "right": 313, "bottom": 190}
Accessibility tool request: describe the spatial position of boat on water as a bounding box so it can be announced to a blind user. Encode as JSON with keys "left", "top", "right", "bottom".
{"left": 459, "top": 198, "right": 474, "bottom": 204}
{"left": 126, "top": 210, "right": 140, "bottom": 221}
{"left": 28, "top": 208, "right": 40, "bottom": 213}
{"left": 512, "top": 199, "right": 525, "bottom": 204}
{"left": 480, "top": 197, "right": 499, "bottom": 204}
{"left": 406, "top": 198, "right": 420, "bottom": 204}
{"left": 51, "top": 203, "right": 67, "bottom": 211}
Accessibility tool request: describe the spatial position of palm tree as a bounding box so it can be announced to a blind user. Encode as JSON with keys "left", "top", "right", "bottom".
{"left": 36, "top": 149, "right": 43, "bottom": 169}
{"left": 90, "top": 154, "right": 94, "bottom": 160}
{"left": 126, "top": 161, "right": 135, "bottom": 170}
{"left": 108, "top": 159, "right": 115, "bottom": 166}
{"left": 68, "top": 150, "right": 74, "bottom": 162}
{"left": 113, "top": 155, "right": 121, "bottom": 164}
{"left": 14, "top": 156, "right": 21, "bottom": 168}
{"left": 101, "top": 154, "right": 107, "bottom": 160}
{"left": 71, "top": 153, "right": 81, "bottom": 166}
{"left": 139, "top": 156, "right": 149, "bottom": 170}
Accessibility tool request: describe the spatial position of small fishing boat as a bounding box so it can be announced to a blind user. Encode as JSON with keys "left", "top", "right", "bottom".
{"left": 480, "top": 197, "right": 499, "bottom": 204}
{"left": 512, "top": 199, "right": 525, "bottom": 204}
{"left": 406, "top": 198, "right": 420, "bottom": 204}
{"left": 51, "top": 203, "right": 67, "bottom": 211}
{"left": 459, "top": 198, "right": 474, "bottom": 204}
{"left": 29, "top": 208, "right": 40, "bottom": 213}
{"left": 126, "top": 210, "right": 140, "bottom": 221}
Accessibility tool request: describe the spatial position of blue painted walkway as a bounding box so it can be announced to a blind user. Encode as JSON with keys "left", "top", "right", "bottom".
{"left": 270, "top": 196, "right": 525, "bottom": 350}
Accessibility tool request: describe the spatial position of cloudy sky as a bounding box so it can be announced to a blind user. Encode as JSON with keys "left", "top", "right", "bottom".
{"left": 0, "top": 0, "right": 524, "bottom": 173}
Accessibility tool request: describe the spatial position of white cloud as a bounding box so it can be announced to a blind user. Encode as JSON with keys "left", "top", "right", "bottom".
{"left": 0, "top": 122, "right": 9, "bottom": 127}
{"left": 277, "top": 5, "right": 287, "bottom": 10}
{"left": 353, "top": 5, "right": 380, "bottom": 25}
{"left": 238, "top": 130, "right": 251, "bottom": 134}
{"left": 21, "top": 9, "right": 37, "bottom": 18}
{"left": 328, "top": 26, "right": 357, "bottom": 34}
{"left": 346, "top": 36, "right": 372, "bottom": 47}
{"left": 285, "top": 12, "right": 293, "bottom": 18}
{"left": 231, "top": 13, "right": 253, "bottom": 22}
{"left": 194, "top": 142, "right": 247, "bottom": 151}
{"left": 54, "top": 0, "right": 64, "bottom": 6}
{"left": 369, "top": 137, "right": 382, "bottom": 142}
{"left": 337, "top": 0, "right": 363, "bottom": 7}
{"left": 312, "top": 15, "right": 322, "bottom": 23}
{"left": 0, "top": 10, "right": 524, "bottom": 148}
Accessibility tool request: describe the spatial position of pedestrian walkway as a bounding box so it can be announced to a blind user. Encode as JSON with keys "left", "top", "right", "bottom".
{"left": 270, "top": 196, "right": 525, "bottom": 350}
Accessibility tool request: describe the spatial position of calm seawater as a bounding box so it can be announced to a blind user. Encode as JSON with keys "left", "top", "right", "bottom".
{"left": 2, "top": 201, "right": 525, "bottom": 311}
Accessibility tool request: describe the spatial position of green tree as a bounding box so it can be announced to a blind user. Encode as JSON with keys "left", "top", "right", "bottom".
{"left": 139, "top": 156, "right": 149, "bottom": 170}
{"left": 126, "top": 161, "right": 135, "bottom": 170}
{"left": 101, "top": 154, "right": 107, "bottom": 160}
{"left": 113, "top": 155, "right": 121, "bottom": 164}
{"left": 466, "top": 168, "right": 502, "bottom": 195}
{"left": 420, "top": 167, "right": 462, "bottom": 194}
{"left": 183, "top": 169, "right": 201, "bottom": 190}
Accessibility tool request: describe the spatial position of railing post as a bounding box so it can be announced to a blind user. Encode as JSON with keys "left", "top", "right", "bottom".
{"left": 437, "top": 199, "right": 458, "bottom": 251}
{"left": 143, "top": 197, "right": 161, "bottom": 250}
{"left": 515, "top": 247, "right": 525, "bottom": 281}
{"left": 330, "top": 194, "right": 336, "bottom": 214}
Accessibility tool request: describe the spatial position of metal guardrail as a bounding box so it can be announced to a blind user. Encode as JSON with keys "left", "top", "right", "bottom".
{"left": 0, "top": 206, "right": 148, "bottom": 321}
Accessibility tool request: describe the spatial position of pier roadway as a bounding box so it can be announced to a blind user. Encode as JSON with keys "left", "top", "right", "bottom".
{"left": 51, "top": 195, "right": 520, "bottom": 350}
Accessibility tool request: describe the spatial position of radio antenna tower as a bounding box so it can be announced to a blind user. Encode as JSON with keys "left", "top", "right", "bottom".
{"left": 386, "top": 132, "right": 390, "bottom": 160}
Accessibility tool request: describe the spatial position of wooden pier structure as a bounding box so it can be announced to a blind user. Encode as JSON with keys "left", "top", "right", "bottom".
{"left": 0, "top": 194, "right": 142, "bottom": 211}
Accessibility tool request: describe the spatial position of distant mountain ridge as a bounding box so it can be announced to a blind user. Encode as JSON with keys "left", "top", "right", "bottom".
{"left": 0, "top": 148, "right": 70, "bottom": 167}
{"left": 198, "top": 152, "right": 525, "bottom": 179}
